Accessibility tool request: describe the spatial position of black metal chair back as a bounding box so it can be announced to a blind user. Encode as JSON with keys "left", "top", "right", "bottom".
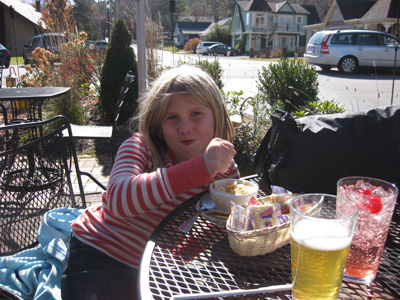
{"left": 0, "top": 115, "right": 86, "bottom": 256}
{"left": 64, "top": 71, "right": 135, "bottom": 162}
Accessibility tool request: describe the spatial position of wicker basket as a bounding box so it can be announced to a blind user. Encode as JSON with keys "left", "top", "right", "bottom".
{"left": 226, "top": 195, "right": 292, "bottom": 256}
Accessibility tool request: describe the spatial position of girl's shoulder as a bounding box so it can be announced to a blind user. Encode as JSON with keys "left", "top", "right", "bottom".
{"left": 120, "top": 133, "right": 151, "bottom": 153}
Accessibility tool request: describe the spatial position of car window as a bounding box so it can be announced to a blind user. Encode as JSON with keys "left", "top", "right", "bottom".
{"left": 331, "top": 34, "right": 354, "bottom": 45}
{"left": 308, "top": 32, "right": 327, "bottom": 45}
{"left": 31, "top": 38, "right": 42, "bottom": 47}
{"left": 377, "top": 34, "right": 399, "bottom": 47}
{"left": 356, "top": 33, "right": 378, "bottom": 46}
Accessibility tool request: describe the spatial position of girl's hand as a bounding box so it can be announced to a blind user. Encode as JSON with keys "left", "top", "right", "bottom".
{"left": 202, "top": 138, "right": 236, "bottom": 178}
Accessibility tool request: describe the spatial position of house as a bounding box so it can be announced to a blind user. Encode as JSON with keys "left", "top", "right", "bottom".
{"left": 174, "top": 21, "right": 212, "bottom": 47}
{"left": 0, "top": 0, "right": 43, "bottom": 56}
{"left": 361, "top": 0, "right": 399, "bottom": 33}
{"left": 305, "top": 0, "right": 399, "bottom": 41}
{"left": 231, "top": 0, "right": 320, "bottom": 53}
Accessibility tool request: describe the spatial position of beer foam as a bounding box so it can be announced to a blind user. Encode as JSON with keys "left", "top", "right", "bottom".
{"left": 292, "top": 220, "right": 352, "bottom": 251}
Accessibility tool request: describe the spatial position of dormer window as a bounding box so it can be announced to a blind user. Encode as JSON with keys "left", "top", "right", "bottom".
{"left": 255, "top": 13, "right": 265, "bottom": 26}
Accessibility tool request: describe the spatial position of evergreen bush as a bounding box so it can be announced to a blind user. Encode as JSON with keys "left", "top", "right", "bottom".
{"left": 99, "top": 18, "right": 139, "bottom": 122}
{"left": 257, "top": 58, "right": 319, "bottom": 113}
{"left": 156, "top": 58, "right": 224, "bottom": 90}
{"left": 204, "top": 25, "right": 231, "bottom": 46}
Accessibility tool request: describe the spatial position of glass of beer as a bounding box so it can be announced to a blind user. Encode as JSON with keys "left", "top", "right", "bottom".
{"left": 290, "top": 194, "right": 358, "bottom": 300}
{"left": 337, "top": 177, "right": 398, "bottom": 284}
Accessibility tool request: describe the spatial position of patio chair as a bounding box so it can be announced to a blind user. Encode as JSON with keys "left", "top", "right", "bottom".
{"left": 63, "top": 71, "right": 135, "bottom": 162}
{"left": 0, "top": 115, "right": 105, "bottom": 257}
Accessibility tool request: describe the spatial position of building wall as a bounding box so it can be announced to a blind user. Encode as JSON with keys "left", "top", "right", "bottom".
{"left": 1, "top": 4, "right": 40, "bottom": 57}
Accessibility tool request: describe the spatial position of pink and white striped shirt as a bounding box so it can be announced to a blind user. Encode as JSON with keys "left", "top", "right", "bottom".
{"left": 71, "top": 133, "right": 239, "bottom": 268}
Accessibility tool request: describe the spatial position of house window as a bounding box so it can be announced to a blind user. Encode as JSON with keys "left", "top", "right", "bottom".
{"left": 280, "top": 36, "right": 295, "bottom": 49}
{"left": 281, "top": 37, "right": 288, "bottom": 47}
{"left": 255, "top": 13, "right": 265, "bottom": 27}
{"left": 279, "top": 16, "right": 291, "bottom": 24}
{"left": 296, "top": 16, "right": 302, "bottom": 24}
{"left": 247, "top": 13, "right": 253, "bottom": 26}
{"left": 269, "top": 15, "right": 274, "bottom": 22}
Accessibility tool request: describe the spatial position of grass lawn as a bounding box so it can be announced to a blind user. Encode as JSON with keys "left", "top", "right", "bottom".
{"left": 10, "top": 57, "right": 24, "bottom": 65}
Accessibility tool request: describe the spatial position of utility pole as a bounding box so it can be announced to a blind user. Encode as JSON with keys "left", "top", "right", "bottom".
{"left": 98, "top": 0, "right": 101, "bottom": 39}
{"left": 170, "top": 0, "right": 175, "bottom": 62}
{"left": 137, "top": 0, "right": 146, "bottom": 96}
{"left": 106, "top": 2, "right": 111, "bottom": 41}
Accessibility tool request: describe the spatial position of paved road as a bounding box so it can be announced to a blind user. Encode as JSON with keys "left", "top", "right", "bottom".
{"left": 155, "top": 49, "right": 400, "bottom": 113}
{"left": 316, "top": 68, "right": 399, "bottom": 113}
{"left": 2, "top": 48, "right": 399, "bottom": 113}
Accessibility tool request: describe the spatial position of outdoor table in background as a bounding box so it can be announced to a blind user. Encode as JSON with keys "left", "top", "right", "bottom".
{"left": 138, "top": 175, "right": 400, "bottom": 300}
{"left": 0, "top": 87, "right": 70, "bottom": 124}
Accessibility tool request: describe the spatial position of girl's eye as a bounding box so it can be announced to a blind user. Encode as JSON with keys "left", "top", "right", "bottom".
{"left": 166, "top": 115, "right": 178, "bottom": 120}
{"left": 192, "top": 112, "right": 201, "bottom": 116}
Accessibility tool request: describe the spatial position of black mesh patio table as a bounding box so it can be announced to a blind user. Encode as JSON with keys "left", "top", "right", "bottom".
{"left": 138, "top": 175, "right": 400, "bottom": 300}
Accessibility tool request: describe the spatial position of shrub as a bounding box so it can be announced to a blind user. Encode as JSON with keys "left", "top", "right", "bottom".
{"left": 99, "top": 18, "right": 139, "bottom": 122}
{"left": 192, "top": 59, "right": 224, "bottom": 90}
{"left": 292, "top": 100, "right": 345, "bottom": 118}
{"left": 20, "top": 31, "right": 103, "bottom": 124}
{"left": 204, "top": 24, "right": 231, "bottom": 45}
{"left": 257, "top": 58, "right": 319, "bottom": 113}
{"left": 226, "top": 91, "right": 271, "bottom": 176}
{"left": 270, "top": 48, "right": 282, "bottom": 58}
{"left": 184, "top": 38, "right": 201, "bottom": 54}
{"left": 236, "top": 36, "right": 245, "bottom": 55}
{"left": 156, "top": 58, "right": 224, "bottom": 90}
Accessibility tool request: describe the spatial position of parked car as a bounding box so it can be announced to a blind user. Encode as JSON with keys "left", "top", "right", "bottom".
{"left": 304, "top": 29, "right": 400, "bottom": 74}
{"left": 23, "top": 33, "right": 68, "bottom": 65}
{"left": 86, "top": 40, "right": 108, "bottom": 52}
{"left": 0, "top": 43, "right": 10, "bottom": 68}
{"left": 93, "top": 40, "right": 108, "bottom": 52}
{"left": 206, "top": 43, "right": 241, "bottom": 56}
{"left": 196, "top": 41, "right": 219, "bottom": 55}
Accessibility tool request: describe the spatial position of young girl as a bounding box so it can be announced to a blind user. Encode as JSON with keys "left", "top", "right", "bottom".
{"left": 61, "top": 65, "right": 239, "bottom": 299}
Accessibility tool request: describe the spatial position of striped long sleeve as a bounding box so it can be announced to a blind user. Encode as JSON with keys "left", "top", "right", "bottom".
{"left": 71, "top": 133, "right": 239, "bottom": 268}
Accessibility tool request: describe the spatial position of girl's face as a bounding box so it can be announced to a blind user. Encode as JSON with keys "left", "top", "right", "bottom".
{"left": 161, "top": 94, "right": 215, "bottom": 163}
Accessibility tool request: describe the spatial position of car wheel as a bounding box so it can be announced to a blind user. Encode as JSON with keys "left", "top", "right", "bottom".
{"left": 213, "top": 51, "right": 218, "bottom": 56}
{"left": 233, "top": 52, "right": 238, "bottom": 56}
{"left": 338, "top": 56, "right": 358, "bottom": 74}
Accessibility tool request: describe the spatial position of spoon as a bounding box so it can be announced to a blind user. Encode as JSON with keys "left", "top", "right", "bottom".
{"left": 178, "top": 194, "right": 216, "bottom": 233}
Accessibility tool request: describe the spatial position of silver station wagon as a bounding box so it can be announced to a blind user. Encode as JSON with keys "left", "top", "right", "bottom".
{"left": 304, "top": 29, "right": 400, "bottom": 74}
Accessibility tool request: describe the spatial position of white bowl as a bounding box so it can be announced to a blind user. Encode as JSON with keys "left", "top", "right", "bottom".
{"left": 209, "top": 179, "right": 259, "bottom": 213}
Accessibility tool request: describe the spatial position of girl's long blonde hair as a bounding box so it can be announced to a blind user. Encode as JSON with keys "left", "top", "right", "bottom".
{"left": 133, "top": 65, "right": 233, "bottom": 169}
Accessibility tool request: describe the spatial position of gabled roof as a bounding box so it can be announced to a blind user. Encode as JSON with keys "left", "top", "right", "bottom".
{"left": 301, "top": 5, "right": 321, "bottom": 24}
{"left": 237, "top": 0, "right": 271, "bottom": 12}
{"left": 336, "top": 0, "right": 376, "bottom": 20}
{"left": 178, "top": 16, "right": 213, "bottom": 22}
{"left": 272, "top": 1, "right": 310, "bottom": 15}
{"left": 176, "top": 21, "right": 212, "bottom": 34}
{"left": 361, "top": 0, "right": 400, "bottom": 21}
{"left": 237, "top": 0, "right": 311, "bottom": 15}
{"left": 201, "top": 18, "right": 232, "bottom": 36}
{"left": 0, "top": 0, "right": 42, "bottom": 26}
{"left": 249, "top": 0, "right": 272, "bottom": 11}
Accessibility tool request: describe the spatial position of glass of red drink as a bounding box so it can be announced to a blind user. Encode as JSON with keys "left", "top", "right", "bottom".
{"left": 337, "top": 176, "right": 398, "bottom": 284}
